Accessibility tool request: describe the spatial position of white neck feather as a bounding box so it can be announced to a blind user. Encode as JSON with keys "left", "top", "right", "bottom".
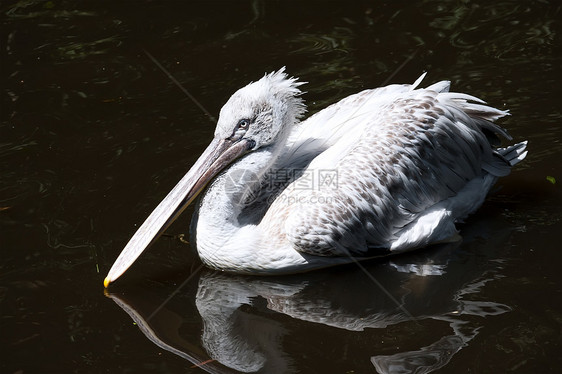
{"left": 193, "top": 143, "right": 283, "bottom": 272}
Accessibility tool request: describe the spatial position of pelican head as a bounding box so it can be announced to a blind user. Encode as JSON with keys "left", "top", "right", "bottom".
{"left": 216, "top": 68, "right": 305, "bottom": 148}
{"left": 104, "top": 68, "right": 304, "bottom": 286}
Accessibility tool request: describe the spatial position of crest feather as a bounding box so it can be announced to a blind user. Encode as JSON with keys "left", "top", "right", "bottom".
{"left": 259, "top": 67, "right": 307, "bottom": 119}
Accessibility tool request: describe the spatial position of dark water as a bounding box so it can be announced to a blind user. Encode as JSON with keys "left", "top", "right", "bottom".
{"left": 2, "top": 1, "right": 561, "bottom": 373}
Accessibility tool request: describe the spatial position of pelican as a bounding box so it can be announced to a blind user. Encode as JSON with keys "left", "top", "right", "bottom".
{"left": 104, "top": 68, "right": 527, "bottom": 286}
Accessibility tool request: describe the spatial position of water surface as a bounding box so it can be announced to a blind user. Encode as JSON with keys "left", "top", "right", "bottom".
{"left": 2, "top": 1, "right": 561, "bottom": 373}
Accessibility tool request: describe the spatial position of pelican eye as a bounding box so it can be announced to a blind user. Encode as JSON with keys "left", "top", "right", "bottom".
{"left": 237, "top": 119, "right": 251, "bottom": 130}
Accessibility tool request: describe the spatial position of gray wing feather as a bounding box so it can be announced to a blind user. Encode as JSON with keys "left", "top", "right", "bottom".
{"left": 282, "top": 79, "right": 519, "bottom": 257}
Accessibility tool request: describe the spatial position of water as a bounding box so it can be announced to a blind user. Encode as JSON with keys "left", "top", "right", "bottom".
{"left": 2, "top": 1, "right": 561, "bottom": 373}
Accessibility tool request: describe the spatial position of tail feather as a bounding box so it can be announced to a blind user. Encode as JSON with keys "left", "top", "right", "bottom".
{"left": 498, "top": 141, "right": 528, "bottom": 167}
{"left": 426, "top": 80, "right": 450, "bottom": 93}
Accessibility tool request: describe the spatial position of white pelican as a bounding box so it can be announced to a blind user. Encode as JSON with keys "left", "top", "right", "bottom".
{"left": 104, "top": 68, "right": 527, "bottom": 286}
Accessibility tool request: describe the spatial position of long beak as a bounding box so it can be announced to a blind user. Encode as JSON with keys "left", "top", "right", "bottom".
{"left": 104, "top": 136, "right": 253, "bottom": 287}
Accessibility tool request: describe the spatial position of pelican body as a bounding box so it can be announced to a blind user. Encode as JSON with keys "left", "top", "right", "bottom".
{"left": 104, "top": 69, "right": 527, "bottom": 286}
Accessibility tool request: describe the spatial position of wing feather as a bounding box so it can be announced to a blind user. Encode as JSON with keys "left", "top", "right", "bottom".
{"left": 261, "top": 76, "right": 520, "bottom": 257}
